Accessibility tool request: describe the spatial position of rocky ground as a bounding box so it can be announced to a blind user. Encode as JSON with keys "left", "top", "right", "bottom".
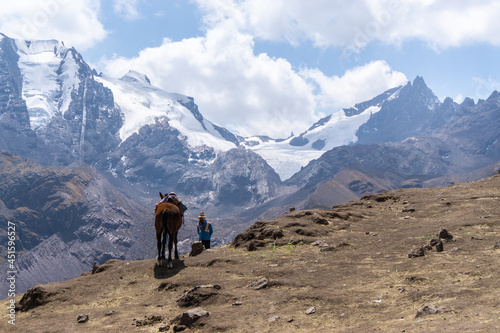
{"left": 2, "top": 172, "right": 500, "bottom": 332}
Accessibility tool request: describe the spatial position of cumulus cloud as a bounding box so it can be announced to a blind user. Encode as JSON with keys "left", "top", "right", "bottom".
{"left": 100, "top": 1, "right": 414, "bottom": 137}
{"left": 0, "top": 0, "right": 107, "bottom": 50}
{"left": 195, "top": 0, "right": 500, "bottom": 51}
{"left": 102, "top": 23, "right": 317, "bottom": 138}
{"left": 301, "top": 61, "right": 408, "bottom": 111}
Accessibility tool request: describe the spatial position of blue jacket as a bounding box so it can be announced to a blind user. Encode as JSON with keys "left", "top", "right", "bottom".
{"left": 197, "top": 220, "right": 213, "bottom": 241}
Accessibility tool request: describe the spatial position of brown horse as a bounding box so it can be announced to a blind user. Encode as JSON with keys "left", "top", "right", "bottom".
{"left": 154, "top": 192, "right": 183, "bottom": 268}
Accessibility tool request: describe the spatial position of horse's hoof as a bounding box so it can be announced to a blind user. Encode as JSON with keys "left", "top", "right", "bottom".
{"left": 167, "top": 262, "right": 173, "bottom": 269}
{"left": 157, "top": 258, "right": 162, "bottom": 266}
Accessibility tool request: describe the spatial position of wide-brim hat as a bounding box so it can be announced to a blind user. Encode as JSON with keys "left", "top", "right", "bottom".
{"left": 198, "top": 212, "right": 206, "bottom": 219}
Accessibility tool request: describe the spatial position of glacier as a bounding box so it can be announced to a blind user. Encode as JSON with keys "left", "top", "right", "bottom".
{"left": 96, "top": 71, "right": 237, "bottom": 152}
{"left": 249, "top": 104, "right": 385, "bottom": 180}
{"left": 15, "top": 38, "right": 80, "bottom": 129}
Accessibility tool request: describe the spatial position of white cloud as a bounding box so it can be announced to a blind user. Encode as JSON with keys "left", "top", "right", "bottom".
{"left": 0, "top": 0, "right": 107, "bottom": 50}
{"left": 195, "top": 0, "right": 500, "bottom": 51}
{"left": 301, "top": 61, "right": 408, "bottom": 111}
{"left": 100, "top": 1, "right": 413, "bottom": 138}
{"left": 113, "top": 0, "right": 142, "bottom": 20}
{"left": 102, "top": 23, "right": 318, "bottom": 138}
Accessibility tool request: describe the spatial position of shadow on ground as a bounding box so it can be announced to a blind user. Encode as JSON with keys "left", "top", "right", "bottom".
{"left": 153, "top": 259, "right": 186, "bottom": 279}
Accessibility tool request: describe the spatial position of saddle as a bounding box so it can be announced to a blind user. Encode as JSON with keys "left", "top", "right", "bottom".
{"left": 159, "top": 194, "right": 187, "bottom": 215}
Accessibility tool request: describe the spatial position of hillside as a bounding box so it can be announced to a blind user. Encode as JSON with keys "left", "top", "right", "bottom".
{"left": 0, "top": 151, "right": 153, "bottom": 295}
{"left": 3, "top": 172, "right": 499, "bottom": 332}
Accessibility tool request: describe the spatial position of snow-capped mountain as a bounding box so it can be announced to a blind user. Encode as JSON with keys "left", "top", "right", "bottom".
{"left": 2, "top": 33, "right": 240, "bottom": 168}
{"left": 0, "top": 33, "right": 281, "bottom": 210}
{"left": 96, "top": 70, "right": 236, "bottom": 152}
{"left": 246, "top": 85, "right": 404, "bottom": 179}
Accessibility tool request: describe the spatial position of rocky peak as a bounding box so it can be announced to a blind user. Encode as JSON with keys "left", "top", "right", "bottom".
{"left": 120, "top": 70, "right": 152, "bottom": 85}
{"left": 355, "top": 76, "right": 441, "bottom": 144}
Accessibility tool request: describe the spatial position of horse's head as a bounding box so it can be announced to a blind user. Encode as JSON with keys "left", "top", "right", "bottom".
{"left": 155, "top": 192, "right": 166, "bottom": 214}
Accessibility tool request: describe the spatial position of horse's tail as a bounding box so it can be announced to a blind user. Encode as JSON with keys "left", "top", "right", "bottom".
{"left": 162, "top": 210, "right": 170, "bottom": 233}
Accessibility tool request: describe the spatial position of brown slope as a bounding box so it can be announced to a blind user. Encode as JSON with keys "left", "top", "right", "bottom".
{"left": 2, "top": 172, "right": 499, "bottom": 332}
{"left": 306, "top": 165, "right": 409, "bottom": 209}
{"left": 0, "top": 151, "right": 153, "bottom": 295}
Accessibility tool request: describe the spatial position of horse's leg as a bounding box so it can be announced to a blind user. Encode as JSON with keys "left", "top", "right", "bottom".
{"left": 173, "top": 231, "right": 179, "bottom": 260}
{"left": 160, "top": 210, "right": 168, "bottom": 260}
{"left": 156, "top": 232, "right": 162, "bottom": 266}
{"left": 167, "top": 231, "right": 174, "bottom": 269}
{"left": 161, "top": 229, "right": 167, "bottom": 260}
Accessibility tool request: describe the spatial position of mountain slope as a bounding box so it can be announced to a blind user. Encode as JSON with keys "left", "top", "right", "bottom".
{"left": 3, "top": 172, "right": 499, "bottom": 332}
{"left": 0, "top": 151, "right": 152, "bottom": 295}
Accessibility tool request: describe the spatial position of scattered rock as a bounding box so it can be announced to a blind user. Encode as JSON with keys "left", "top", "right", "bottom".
{"left": 494, "top": 241, "right": 500, "bottom": 249}
{"left": 435, "top": 241, "right": 444, "bottom": 252}
{"left": 439, "top": 228, "right": 453, "bottom": 241}
{"left": 105, "top": 311, "right": 115, "bottom": 316}
{"left": 190, "top": 241, "right": 205, "bottom": 257}
{"left": 408, "top": 247, "right": 425, "bottom": 258}
{"left": 159, "top": 325, "right": 170, "bottom": 332}
{"left": 135, "top": 315, "right": 163, "bottom": 327}
{"left": 172, "top": 307, "right": 209, "bottom": 327}
{"left": 305, "top": 306, "right": 316, "bottom": 315}
{"left": 77, "top": 314, "right": 89, "bottom": 323}
{"left": 232, "top": 301, "right": 243, "bottom": 306}
{"left": 471, "top": 236, "right": 483, "bottom": 240}
{"left": 177, "top": 285, "right": 222, "bottom": 307}
{"left": 248, "top": 277, "right": 269, "bottom": 290}
{"left": 402, "top": 208, "right": 416, "bottom": 213}
{"left": 289, "top": 207, "right": 295, "bottom": 212}
{"left": 429, "top": 238, "right": 440, "bottom": 247}
{"left": 415, "top": 305, "right": 450, "bottom": 318}
{"left": 16, "top": 286, "right": 55, "bottom": 312}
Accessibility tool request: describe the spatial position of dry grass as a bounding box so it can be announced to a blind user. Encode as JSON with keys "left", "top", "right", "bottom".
{"left": 1, "top": 174, "right": 499, "bottom": 332}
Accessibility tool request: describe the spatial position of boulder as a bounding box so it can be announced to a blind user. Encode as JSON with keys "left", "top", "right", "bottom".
{"left": 173, "top": 307, "right": 209, "bottom": 327}
{"left": 190, "top": 242, "right": 204, "bottom": 257}
{"left": 248, "top": 277, "right": 269, "bottom": 290}
{"left": 408, "top": 247, "right": 425, "bottom": 258}
{"left": 438, "top": 228, "right": 453, "bottom": 241}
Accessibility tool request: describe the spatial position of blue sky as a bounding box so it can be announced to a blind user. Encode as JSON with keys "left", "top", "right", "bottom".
{"left": 2, "top": 0, "right": 500, "bottom": 137}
